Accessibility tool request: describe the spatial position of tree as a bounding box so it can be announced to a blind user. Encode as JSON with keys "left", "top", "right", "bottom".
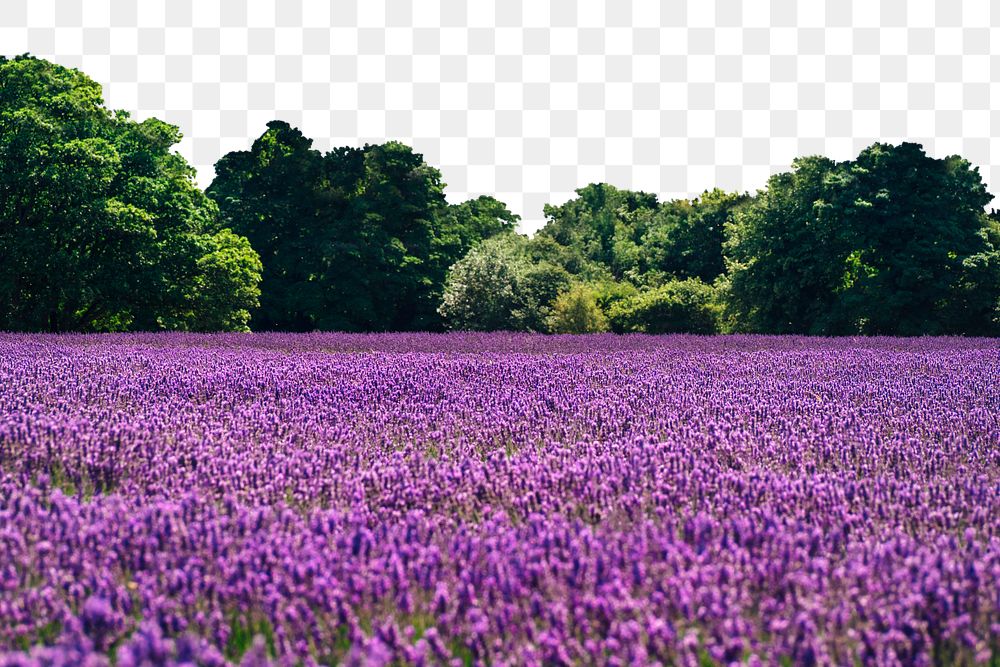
{"left": 533, "top": 184, "right": 747, "bottom": 287}
{"left": 538, "top": 183, "right": 659, "bottom": 276}
{"left": 426, "top": 196, "right": 519, "bottom": 327}
{"left": 0, "top": 55, "right": 261, "bottom": 332}
{"left": 210, "top": 126, "right": 511, "bottom": 332}
{"left": 433, "top": 196, "right": 520, "bottom": 261}
{"left": 723, "top": 156, "right": 845, "bottom": 334}
{"left": 162, "top": 229, "right": 263, "bottom": 332}
{"left": 438, "top": 233, "right": 570, "bottom": 331}
{"left": 207, "top": 121, "right": 325, "bottom": 331}
{"left": 547, "top": 285, "right": 609, "bottom": 333}
{"left": 607, "top": 279, "right": 721, "bottom": 334}
{"left": 725, "top": 143, "right": 1000, "bottom": 335}
{"left": 642, "top": 189, "right": 748, "bottom": 283}
{"left": 831, "top": 144, "right": 997, "bottom": 335}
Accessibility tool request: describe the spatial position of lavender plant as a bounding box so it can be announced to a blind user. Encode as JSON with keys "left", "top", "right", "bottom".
{"left": 0, "top": 333, "right": 997, "bottom": 666}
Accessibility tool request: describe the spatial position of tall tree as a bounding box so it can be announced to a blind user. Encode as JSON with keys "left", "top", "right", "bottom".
{"left": 724, "top": 143, "right": 1000, "bottom": 335}
{"left": 723, "top": 155, "right": 845, "bottom": 333}
{"left": 432, "top": 195, "right": 519, "bottom": 273}
{"left": 208, "top": 121, "right": 324, "bottom": 330}
{"left": 344, "top": 141, "right": 448, "bottom": 330}
{"left": 0, "top": 55, "right": 260, "bottom": 332}
{"left": 210, "top": 128, "right": 514, "bottom": 331}
{"left": 438, "top": 233, "right": 570, "bottom": 332}
{"left": 831, "top": 143, "right": 996, "bottom": 334}
{"left": 642, "top": 189, "right": 749, "bottom": 283}
{"left": 538, "top": 183, "right": 659, "bottom": 275}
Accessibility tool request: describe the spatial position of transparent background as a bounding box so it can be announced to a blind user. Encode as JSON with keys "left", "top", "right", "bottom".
{"left": 1, "top": 0, "right": 997, "bottom": 231}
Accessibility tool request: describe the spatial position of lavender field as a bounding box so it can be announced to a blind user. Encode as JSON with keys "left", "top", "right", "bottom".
{"left": 0, "top": 334, "right": 997, "bottom": 666}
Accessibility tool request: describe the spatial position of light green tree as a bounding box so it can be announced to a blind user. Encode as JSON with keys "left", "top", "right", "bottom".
{"left": 547, "top": 285, "right": 609, "bottom": 333}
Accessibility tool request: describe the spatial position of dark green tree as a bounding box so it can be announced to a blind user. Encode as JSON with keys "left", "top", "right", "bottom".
{"left": 722, "top": 155, "right": 845, "bottom": 333}
{"left": 433, "top": 195, "right": 519, "bottom": 263}
{"left": 207, "top": 120, "right": 325, "bottom": 330}
{"left": 538, "top": 183, "right": 659, "bottom": 276}
{"left": 210, "top": 126, "right": 514, "bottom": 331}
{"left": 642, "top": 189, "right": 749, "bottom": 283}
{"left": 0, "top": 55, "right": 260, "bottom": 332}
{"left": 340, "top": 142, "right": 448, "bottom": 330}
{"left": 724, "top": 143, "right": 1000, "bottom": 335}
{"left": 534, "top": 184, "right": 746, "bottom": 286}
{"left": 830, "top": 143, "right": 997, "bottom": 335}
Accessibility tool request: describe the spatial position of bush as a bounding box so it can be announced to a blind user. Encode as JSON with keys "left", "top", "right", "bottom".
{"left": 607, "top": 279, "right": 720, "bottom": 334}
{"left": 438, "top": 234, "right": 571, "bottom": 332}
{"left": 547, "top": 285, "right": 609, "bottom": 334}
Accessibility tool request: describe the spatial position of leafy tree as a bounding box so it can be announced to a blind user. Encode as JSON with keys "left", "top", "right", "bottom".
{"left": 0, "top": 55, "right": 260, "bottom": 332}
{"left": 523, "top": 233, "right": 605, "bottom": 281}
{"left": 337, "top": 141, "right": 449, "bottom": 330}
{"left": 723, "top": 156, "right": 844, "bottom": 334}
{"left": 207, "top": 121, "right": 325, "bottom": 330}
{"left": 433, "top": 195, "right": 519, "bottom": 260}
{"left": 210, "top": 125, "right": 514, "bottom": 331}
{"left": 534, "top": 184, "right": 746, "bottom": 287}
{"left": 520, "top": 261, "right": 574, "bottom": 331}
{"left": 607, "top": 279, "right": 721, "bottom": 334}
{"left": 172, "top": 229, "right": 264, "bottom": 332}
{"left": 831, "top": 144, "right": 997, "bottom": 335}
{"left": 538, "top": 183, "right": 659, "bottom": 275}
{"left": 642, "top": 189, "right": 748, "bottom": 282}
{"left": 547, "top": 285, "right": 609, "bottom": 333}
{"left": 725, "top": 143, "right": 1000, "bottom": 335}
{"left": 427, "top": 195, "right": 520, "bottom": 324}
{"left": 591, "top": 279, "right": 640, "bottom": 315}
{"left": 438, "top": 234, "right": 570, "bottom": 331}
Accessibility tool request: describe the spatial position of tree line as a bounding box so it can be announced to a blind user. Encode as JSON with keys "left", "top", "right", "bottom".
{"left": 2, "top": 56, "right": 998, "bottom": 335}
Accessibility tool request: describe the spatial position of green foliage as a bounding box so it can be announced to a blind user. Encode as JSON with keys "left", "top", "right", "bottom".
{"left": 2, "top": 57, "right": 996, "bottom": 336}
{"left": 591, "top": 279, "right": 640, "bottom": 315}
{"left": 224, "top": 613, "right": 276, "bottom": 662}
{"left": 723, "top": 155, "right": 844, "bottom": 334}
{"left": 209, "top": 124, "right": 517, "bottom": 332}
{"left": 725, "top": 143, "right": 1000, "bottom": 335}
{"left": 438, "top": 233, "right": 570, "bottom": 331}
{"left": 533, "top": 184, "right": 745, "bottom": 286}
{"left": 538, "top": 183, "right": 659, "bottom": 278}
{"left": 547, "top": 284, "right": 609, "bottom": 333}
{"left": 642, "top": 189, "right": 750, "bottom": 282}
{"left": 434, "top": 195, "right": 520, "bottom": 262}
{"left": 207, "top": 120, "right": 325, "bottom": 331}
{"left": 167, "top": 229, "right": 263, "bottom": 332}
{"left": 607, "top": 279, "right": 721, "bottom": 334}
{"left": 524, "top": 233, "right": 607, "bottom": 281}
{"left": 0, "top": 55, "right": 260, "bottom": 332}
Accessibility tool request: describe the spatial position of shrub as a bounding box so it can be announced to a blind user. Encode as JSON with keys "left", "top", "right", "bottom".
{"left": 607, "top": 279, "right": 720, "bottom": 334}
{"left": 438, "top": 234, "right": 571, "bottom": 332}
{"left": 547, "top": 285, "right": 609, "bottom": 334}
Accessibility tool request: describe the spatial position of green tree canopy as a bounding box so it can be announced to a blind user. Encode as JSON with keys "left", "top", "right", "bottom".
{"left": 209, "top": 124, "right": 517, "bottom": 331}
{"left": 538, "top": 183, "right": 659, "bottom": 276}
{"left": 438, "top": 233, "right": 570, "bottom": 331}
{"left": 533, "top": 183, "right": 746, "bottom": 287}
{"left": 641, "top": 189, "right": 750, "bottom": 283}
{"left": 725, "top": 143, "right": 1000, "bottom": 335}
{"left": 207, "top": 120, "right": 325, "bottom": 330}
{"left": 0, "top": 55, "right": 261, "bottom": 332}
